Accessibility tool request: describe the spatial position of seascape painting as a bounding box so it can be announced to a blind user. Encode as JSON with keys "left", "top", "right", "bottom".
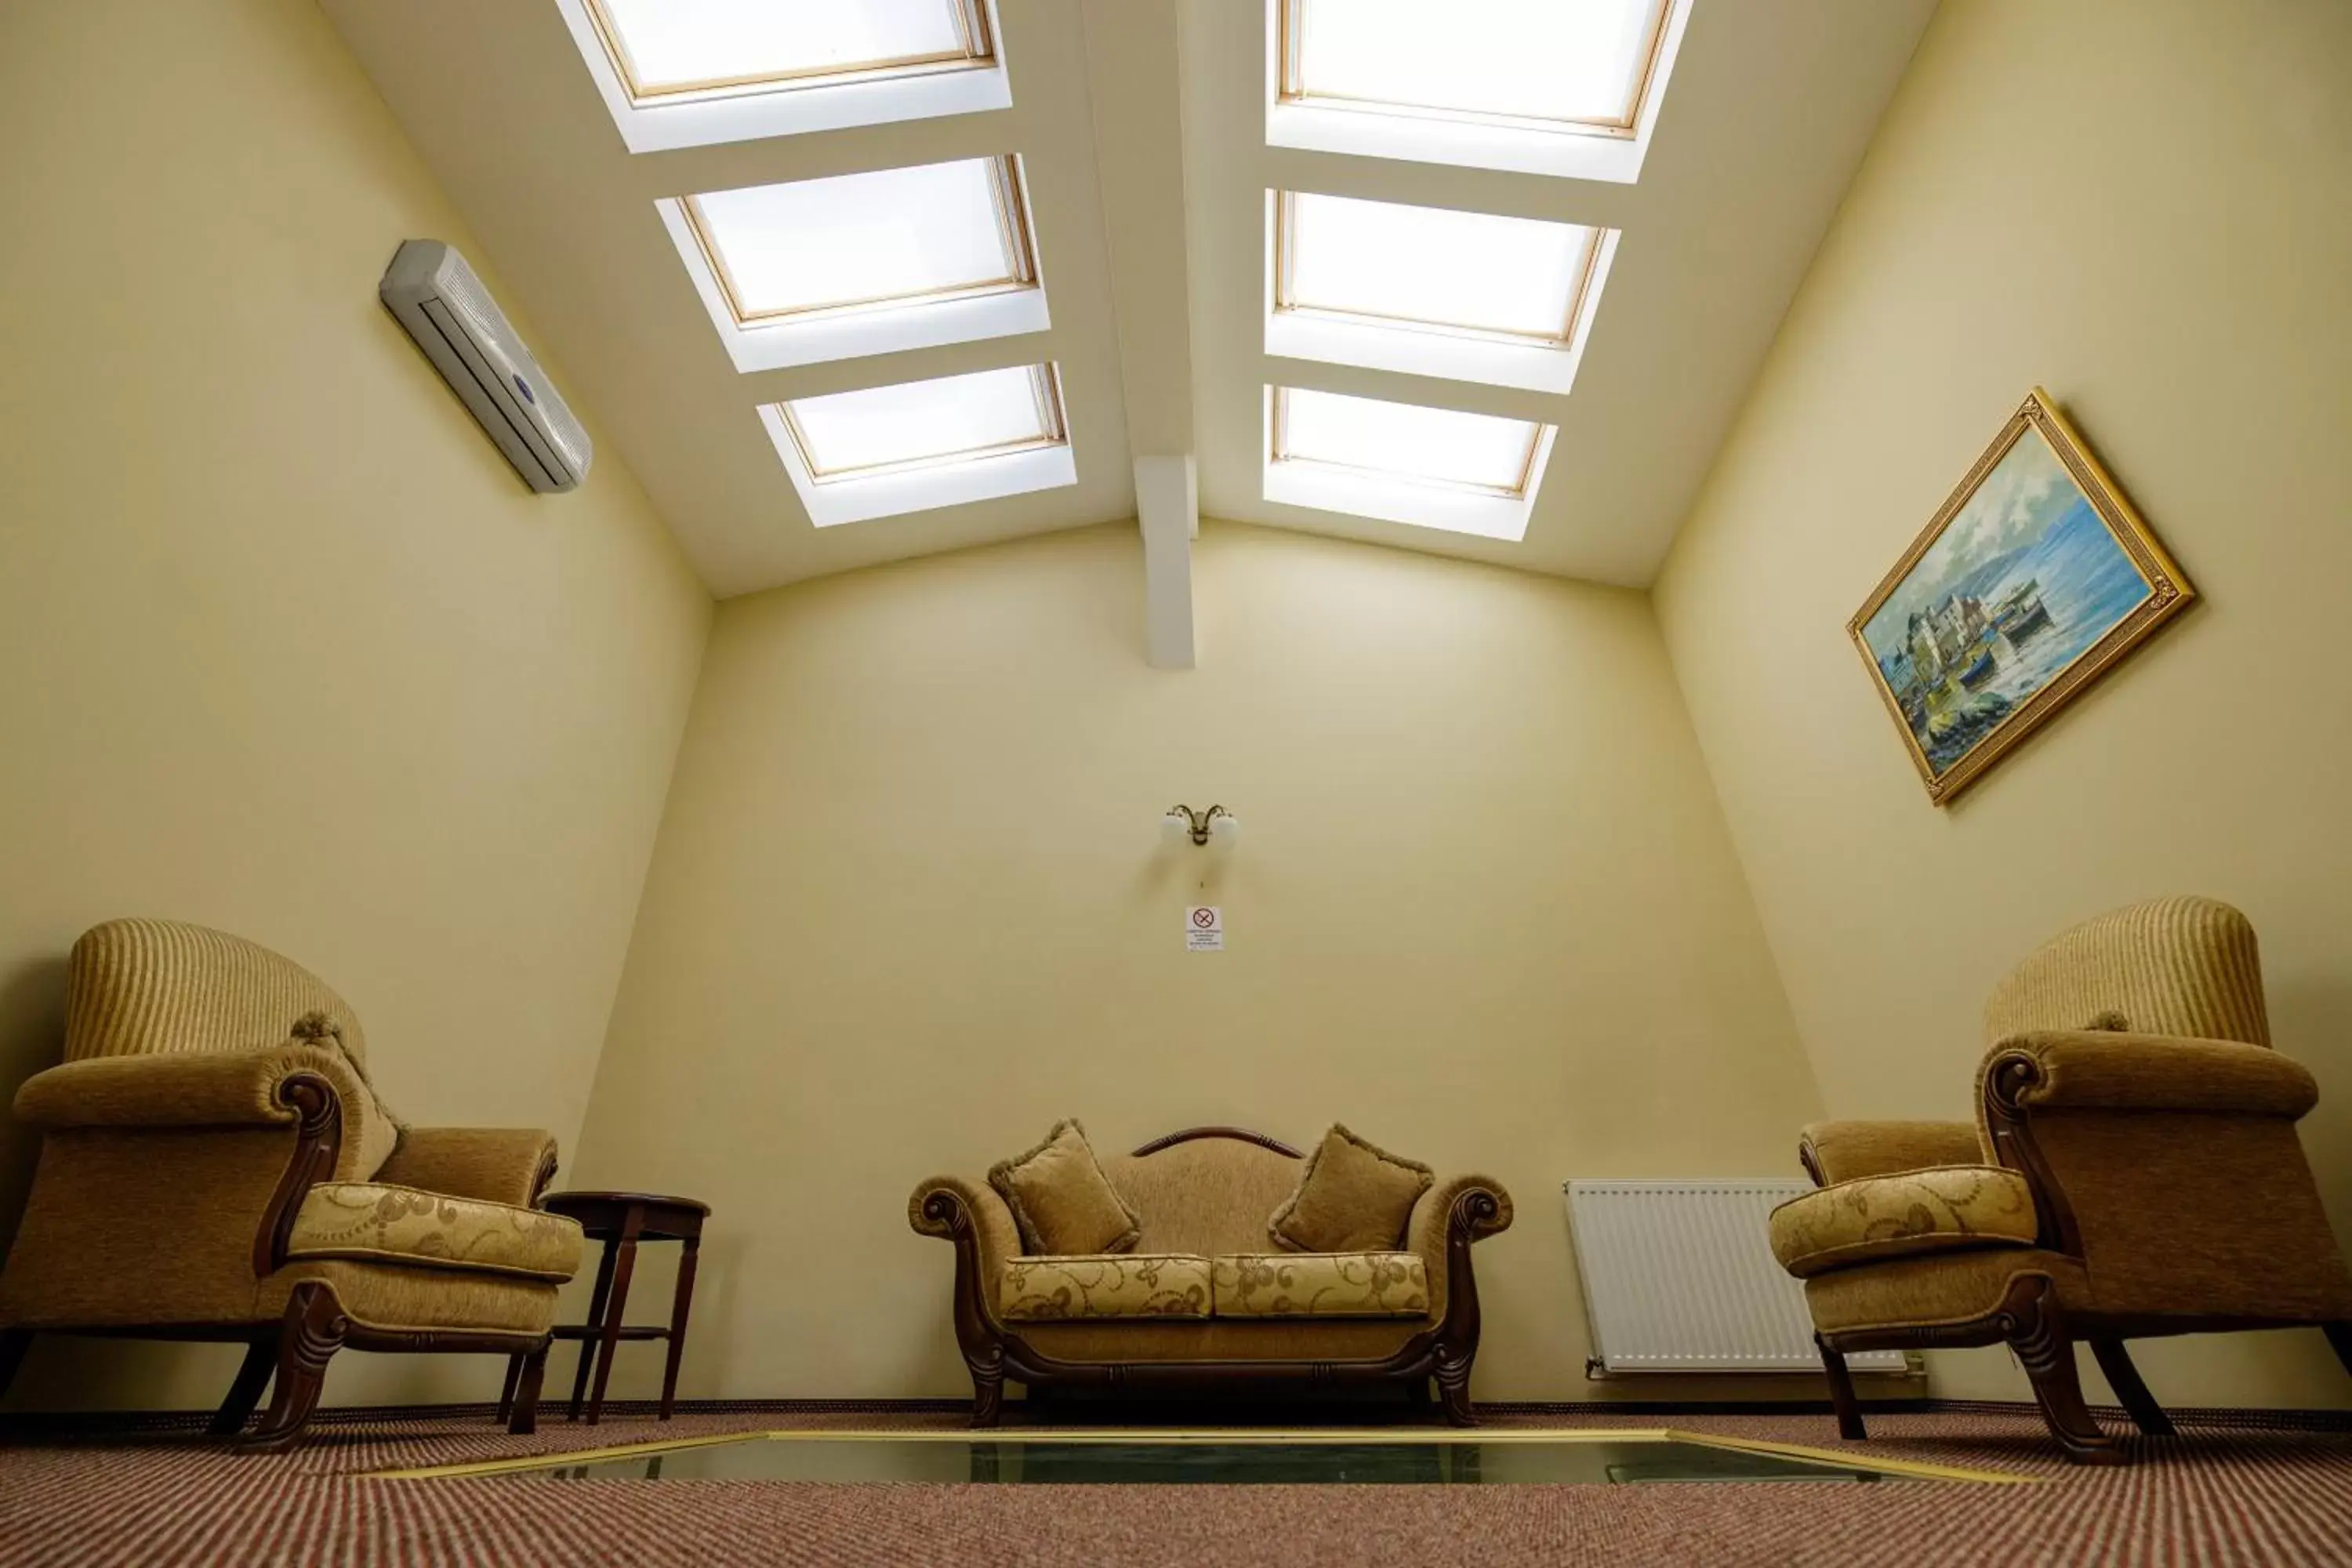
{"left": 1850, "top": 390, "right": 2194, "bottom": 804}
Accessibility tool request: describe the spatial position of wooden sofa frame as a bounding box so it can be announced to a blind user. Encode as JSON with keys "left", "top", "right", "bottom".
{"left": 914, "top": 1127, "right": 1509, "bottom": 1428}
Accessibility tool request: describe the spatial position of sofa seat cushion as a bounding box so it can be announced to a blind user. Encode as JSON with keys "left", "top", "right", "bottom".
{"left": 285, "top": 1183, "right": 584, "bottom": 1283}
{"left": 1769, "top": 1166, "right": 2038, "bottom": 1279}
{"left": 1212, "top": 1252, "right": 1428, "bottom": 1319}
{"left": 1000, "top": 1253, "right": 1211, "bottom": 1320}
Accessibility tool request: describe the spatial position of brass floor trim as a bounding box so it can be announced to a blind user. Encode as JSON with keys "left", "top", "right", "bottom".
{"left": 373, "top": 1425, "right": 2028, "bottom": 1485}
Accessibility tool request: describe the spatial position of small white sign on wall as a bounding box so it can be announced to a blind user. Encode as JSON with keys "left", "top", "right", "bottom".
{"left": 1185, "top": 906, "right": 1224, "bottom": 952}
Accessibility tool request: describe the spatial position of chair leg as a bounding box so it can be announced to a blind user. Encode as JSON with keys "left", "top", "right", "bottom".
{"left": 209, "top": 1334, "right": 278, "bottom": 1437}
{"left": 506, "top": 1343, "right": 550, "bottom": 1436}
{"left": 1816, "top": 1334, "right": 1867, "bottom": 1441}
{"left": 241, "top": 1283, "right": 347, "bottom": 1454}
{"left": 0, "top": 1329, "right": 31, "bottom": 1401}
{"left": 2005, "top": 1279, "right": 2122, "bottom": 1465}
{"left": 496, "top": 1353, "right": 525, "bottom": 1426}
{"left": 2325, "top": 1323, "right": 2352, "bottom": 1379}
{"left": 2089, "top": 1337, "right": 2174, "bottom": 1437}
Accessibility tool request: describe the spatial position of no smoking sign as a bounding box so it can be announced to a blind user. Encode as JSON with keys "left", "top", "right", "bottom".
{"left": 1184, "top": 906, "right": 1224, "bottom": 952}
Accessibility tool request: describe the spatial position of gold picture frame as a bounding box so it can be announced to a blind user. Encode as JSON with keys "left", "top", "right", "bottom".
{"left": 1848, "top": 388, "right": 2196, "bottom": 805}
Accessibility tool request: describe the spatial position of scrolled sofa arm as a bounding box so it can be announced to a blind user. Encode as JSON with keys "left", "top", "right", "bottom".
{"left": 375, "top": 1127, "right": 559, "bottom": 1207}
{"left": 1406, "top": 1174, "right": 1512, "bottom": 1324}
{"left": 15, "top": 1044, "right": 372, "bottom": 1134}
{"left": 1798, "top": 1120, "right": 1983, "bottom": 1185}
{"left": 909, "top": 1175, "right": 1023, "bottom": 1316}
{"left": 1980, "top": 1031, "right": 2318, "bottom": 1119}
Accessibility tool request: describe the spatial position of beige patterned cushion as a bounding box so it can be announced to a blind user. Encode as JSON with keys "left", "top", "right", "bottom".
{"left": 998, "top": 1253, "right": 1211, "bottom": 1320}
{"left": 989, "top": 1120, "right": 1143, "bottom": 1256}
{"left": 286, "top": 1183, "right": 584, "bottom": 1282}
{"left": 1212, "top": 1252, "right": 1429, "bottom": 1319}
{"left": 1769, "top": 1166, "right": 2038, "bottom": 1279}
{"left": 1269, "top": 1125, "right": 1432, "bottom": 1253}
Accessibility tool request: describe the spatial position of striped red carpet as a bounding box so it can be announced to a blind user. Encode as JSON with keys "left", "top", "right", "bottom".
{"left": 2, "top": 1403, "right": 2349, "bottom": 1566}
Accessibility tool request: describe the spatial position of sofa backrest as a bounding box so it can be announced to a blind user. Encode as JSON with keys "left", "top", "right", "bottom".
{"left": 1102, "top": 1134, "right": 1304, "bottom": 1257}
{"left": 66, "top": 917, "right": 373, "bottom": 1071}
{"left": 1981, "top": 895, "right": 2270, "bottom": 1048}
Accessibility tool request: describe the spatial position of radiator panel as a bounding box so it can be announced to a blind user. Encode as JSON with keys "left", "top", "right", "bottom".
{"left": 1564, "top": 1179, "right": 1907, "bottom": 1374}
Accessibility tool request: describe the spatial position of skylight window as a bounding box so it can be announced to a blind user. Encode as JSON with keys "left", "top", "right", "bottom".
{"left": 775, "top": 365, "right": 1066, "bottom": 485}
{"left": 1273, "top": 388, "right": 1541, "bottom": 497}
{"left": 585, "top": 0, "right": 994, "bottom": 106}
{"left": 1276, "top": 192, "right": 1602, "bottom": 348}
{"left": 1278, "top": 0, "right": 1671, "bottom": 137}
{"left": 684, "top": 158, "right": 1036, "bottom": 329}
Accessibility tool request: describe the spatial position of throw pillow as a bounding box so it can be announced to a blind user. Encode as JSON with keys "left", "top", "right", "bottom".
{"left": 289, "top": 1010, "right": 405, "bottom": 1179}
{"left": 989, "top": 1120, "right": 1143, "bottom": 1256}
{"left": 1269, "top": 1124, "right": 1434, "bottom": 1253}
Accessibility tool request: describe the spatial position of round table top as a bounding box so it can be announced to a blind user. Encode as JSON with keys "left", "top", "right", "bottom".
{"left": 540, "top": 1189, "right": 710, "bottom": 1239}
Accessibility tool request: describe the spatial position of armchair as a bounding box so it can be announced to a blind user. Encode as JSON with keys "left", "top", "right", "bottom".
{"left": 1769, "top": 896, "right": 2352, "bottom": 1463}
{"left": 0, "top": 920, "right": 584, "bottom": 1450}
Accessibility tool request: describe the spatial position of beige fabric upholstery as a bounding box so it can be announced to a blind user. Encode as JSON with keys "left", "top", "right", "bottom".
{"left": 1769, "top": 1167, "right": 2036, "bottom": 1278}
{"left": 260, "top": 1260, "right": 561, "bottom": 1338}
{"left": 66, "top": 918, "right": 374, "bottom": 1068}
{"left": 1014, "top": 1316, "right": 1427, "bottom": 1363}
{"left": 1804, "top": 1250, "right": 2088, "bottom": 1336}
{"left": 909, "top": 1175, "right": 1023, "bottom": 1316}
{"left": 0, "top": 917, "right": 578, "bottom": 1344}
{"left": 1100, "top": 1140, "right": 1304, "bottom": 1257}
{"left": 1212, "top": 1253, "right": 1428, "bottom": 1318}
{"left": 1978, "top": 1030, "right": 2318, "bottom": 1117}
{"left": 988, "top": 1120, "right": 1142, "bottom": 1256}
{"left": 1800, "top": 1120, "right": 1983, "bottom": 1184}
{"left": 14, "top": 1044, "right": 396, "bottom": 1185}
{"left": 287, "top": 1183, "right": 583, "bottom": 1283}
{"left": 1269, "top": 1126, "right": 1433, "bottom": 1253}
{"left": 374, "top": 1127, "right": 557, "bottom": 1209}
{"left": 999, "top": 1254, "right": 1212, "bottom": 1321}
{"left": 1982, "top": 895, "right": 2269, "bottom": 1047}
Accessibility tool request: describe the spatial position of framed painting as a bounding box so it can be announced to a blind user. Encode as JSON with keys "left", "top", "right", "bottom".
{"left": 1849, "top": 388, "right": 2195, "bottom": 805}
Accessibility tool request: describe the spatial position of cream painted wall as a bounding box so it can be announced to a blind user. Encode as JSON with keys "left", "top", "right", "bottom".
{"left": 571, "top": 521, "right": 1821, "bottom": 1403}
{"left": 1656, "top": 0, "right": 2352, "bottom": 1406}
{"left": 0, "top": 0, "right": 710, "bottom": 1409}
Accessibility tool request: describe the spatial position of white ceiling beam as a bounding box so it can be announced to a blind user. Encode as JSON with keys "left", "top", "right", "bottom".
{"left": 1136, "top": 456, "right": 1196, "bottom": 670}
{"left": 1080, "top": 0, "right": 1199, "bottom": 666}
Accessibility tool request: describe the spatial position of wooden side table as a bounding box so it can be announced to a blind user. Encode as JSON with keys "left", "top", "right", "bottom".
{"left": 500, "top": 1191, "right": 710, "bottom": 1426}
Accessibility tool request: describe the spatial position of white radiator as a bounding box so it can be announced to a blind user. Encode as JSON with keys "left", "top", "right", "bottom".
{"left": 1564, "top": 1179, "right": 1907, "bottom": 1374}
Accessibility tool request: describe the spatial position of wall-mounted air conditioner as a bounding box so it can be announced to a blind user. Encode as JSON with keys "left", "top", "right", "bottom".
{"left": 379, "top": 239, "right": 592, "bottom": 493}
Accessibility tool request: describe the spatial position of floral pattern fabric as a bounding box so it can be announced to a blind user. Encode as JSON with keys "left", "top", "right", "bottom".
{"left": 286, "top": 1182, "right": 584, "bottom": 1282}
{"left": 1211, "top": 1252, "right": 1429, "bottom": 1319}
{"left": 1769, "top": 1165, "right": 2038, "bottom": 1279}
{"left": 1000, "top": 1253, "right": 1212, "bottom": 1320}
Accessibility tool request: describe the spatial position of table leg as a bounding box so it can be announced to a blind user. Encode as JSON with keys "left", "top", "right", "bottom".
{"left": 659, "top": 1236, "right": 700, "bottom": 1421}
{"left": 568, "top": 1233, "right": 622, "bottom": 1421}
{"left": 584, "top": 1208, "right": 644, "bottom": 1426}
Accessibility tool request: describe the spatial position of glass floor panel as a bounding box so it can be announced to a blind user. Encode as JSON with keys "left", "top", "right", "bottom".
{"left": 381, "top": 1429, "right": 2021, "bottom": 1487}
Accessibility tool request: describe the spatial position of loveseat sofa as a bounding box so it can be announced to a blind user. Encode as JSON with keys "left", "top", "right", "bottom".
{"left": 909, "top": 1124, "right": 1512, "bottom": 1425}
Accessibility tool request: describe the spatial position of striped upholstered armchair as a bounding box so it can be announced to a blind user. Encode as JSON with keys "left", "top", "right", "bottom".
{"left": 1769, "top": 895, "right": 2352, "bottom": 1463}
{"left": 0, "top": 920, "right": 584, "bottom": 1450}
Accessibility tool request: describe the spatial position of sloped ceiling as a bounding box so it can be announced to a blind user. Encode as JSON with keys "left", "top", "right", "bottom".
{"left": 325, "top": 0, "right": 1934, "bottom": 599}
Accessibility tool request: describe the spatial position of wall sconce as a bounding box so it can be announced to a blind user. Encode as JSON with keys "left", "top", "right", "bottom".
{"left": 1163, "top": 804, "right": 1240, "bottom": 848}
